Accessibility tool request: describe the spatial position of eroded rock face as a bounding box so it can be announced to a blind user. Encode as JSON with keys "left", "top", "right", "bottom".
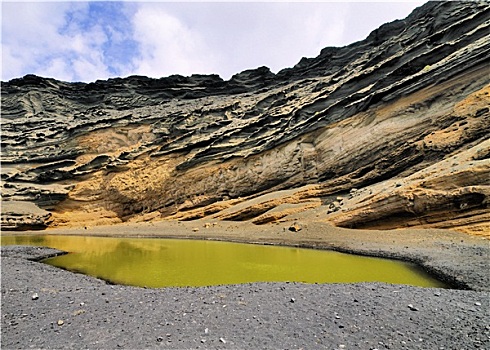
{"left": 1, "top": 201, "right": 52, "bottom": 230}
{"left": 1, "top": 1, "right": 489, "bottom": 235}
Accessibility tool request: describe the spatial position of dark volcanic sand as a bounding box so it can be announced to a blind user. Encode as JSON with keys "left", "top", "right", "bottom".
{"left": 1, "top": 241, "right": 489, "bottom": 349}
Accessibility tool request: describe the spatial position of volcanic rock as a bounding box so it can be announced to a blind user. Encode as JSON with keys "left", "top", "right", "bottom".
{"left": 1, "top": 1, "right": 489, "bottom": 235}
{"left": 1, "top": 201, "right": 52, "bottom": 230}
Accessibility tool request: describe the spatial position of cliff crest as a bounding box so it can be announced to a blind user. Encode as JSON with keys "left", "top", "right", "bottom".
{"left": 2, "top": 1, "right": 489, "bottom": 236}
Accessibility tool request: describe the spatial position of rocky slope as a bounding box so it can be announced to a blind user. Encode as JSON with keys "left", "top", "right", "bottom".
{"left": 1, "top": 1, "right": 489, "bottom": 236}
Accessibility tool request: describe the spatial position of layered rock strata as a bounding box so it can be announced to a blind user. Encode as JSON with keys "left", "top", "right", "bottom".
{"left": 1, "top": 1, "right": 489, "bottom": 235}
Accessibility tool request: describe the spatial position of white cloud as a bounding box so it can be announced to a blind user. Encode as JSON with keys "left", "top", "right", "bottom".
{"left": 2, "top": 2, "right": 86, "bottom": 81}
{"left": 303, "top": 7, "right": 346, "bottom": 48}
{"left": 125, "top": 2, "right": 349, "bottom": 79}
{"left": 1, "top": 2, "right": 123, "bottom": 82}
{"left": 342, "top": 2, "right": 426, "bottom": 44}
{"left": 66, "top": 27, "right": 112, "bottom": 81}
{"left": 1, "top": 1, "right": 426, "bottom": 82}
{"left": 2, "top": 45, "right": 24, "bottom": 79}
{"left": 130, "top": 5, "right": 219, "bottom": 78}
{"left": 252, "top": 3, "right": 349, "bottom": 72}
{"left": 42, "top": 58, "right": 74, "bottom": 83}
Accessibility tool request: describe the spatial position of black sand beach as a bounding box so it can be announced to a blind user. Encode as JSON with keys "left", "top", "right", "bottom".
{"left": 2, "top": 222, "right": 489, "bottom": 349}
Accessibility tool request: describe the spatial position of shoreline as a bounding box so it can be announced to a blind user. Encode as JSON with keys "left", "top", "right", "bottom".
{"left": 3, "top": 219, "right": 489, "bottom": 291}
{"left": 2, "top": 242, "right": 489, "bottom": 349}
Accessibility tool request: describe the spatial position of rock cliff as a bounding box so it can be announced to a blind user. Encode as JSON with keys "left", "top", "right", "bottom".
{"left": 1, "top": 1, "right": 489, "bottom": 235}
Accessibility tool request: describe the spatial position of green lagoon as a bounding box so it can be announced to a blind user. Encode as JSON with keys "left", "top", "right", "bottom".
{"left": 1, "top": 235, "right": 448, "bottom": 288}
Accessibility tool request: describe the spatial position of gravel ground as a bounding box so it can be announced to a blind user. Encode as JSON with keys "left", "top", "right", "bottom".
{"left": 1, "top": 245, "right": 489, "bottom": 349}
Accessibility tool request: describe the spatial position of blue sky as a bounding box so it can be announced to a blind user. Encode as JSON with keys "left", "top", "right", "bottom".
{"left": 2, "top": 1, "right": 425, "bottom": 83}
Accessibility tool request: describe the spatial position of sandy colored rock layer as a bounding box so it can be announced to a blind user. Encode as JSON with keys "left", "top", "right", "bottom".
{"left": 1, "top": 2, "right": 489, "bottom": 235}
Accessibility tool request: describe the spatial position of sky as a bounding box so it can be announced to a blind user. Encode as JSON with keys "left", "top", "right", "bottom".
{"left": 1, "top": 1, "right": 426, "bottom": 83}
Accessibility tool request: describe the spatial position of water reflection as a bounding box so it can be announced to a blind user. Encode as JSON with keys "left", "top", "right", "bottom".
{"left": 1, "top": 235, "right": 448, "bottom": 288}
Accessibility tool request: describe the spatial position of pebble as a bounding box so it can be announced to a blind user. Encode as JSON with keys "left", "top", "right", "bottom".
{"left": 57, "top": 320, "right": 64, "bottom": 326}
{"left": 31, "top": 293, "right": 39, "bottom": 300}
{"left": 219, "top": 337, "right": 227, "bottom": 344}
{"left": 290, "top": 298, "right": 296, "bottom": 303}
{"left": 475, "top": 302, "right": 481, "bottom": 306}
{"left": 408, "top": 304, "right": 418, "bottom": 311}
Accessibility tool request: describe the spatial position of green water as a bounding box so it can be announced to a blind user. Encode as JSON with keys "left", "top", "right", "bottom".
{"left": 1, "top": 235, "right": 448, "bottom": 288}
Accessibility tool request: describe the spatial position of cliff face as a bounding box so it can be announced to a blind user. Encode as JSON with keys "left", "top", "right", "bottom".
{"left": 2, "top": 1, "right": 489, "bottom": 236}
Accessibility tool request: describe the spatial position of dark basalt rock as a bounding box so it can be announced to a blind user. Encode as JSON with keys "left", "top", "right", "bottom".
{"left": 1, "top": 1, "right": 489, "bottom": 230}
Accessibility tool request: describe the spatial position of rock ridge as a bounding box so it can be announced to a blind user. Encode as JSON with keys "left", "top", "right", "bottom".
{"left": 1, "top": 1, "right": 489, "bottom": 234}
